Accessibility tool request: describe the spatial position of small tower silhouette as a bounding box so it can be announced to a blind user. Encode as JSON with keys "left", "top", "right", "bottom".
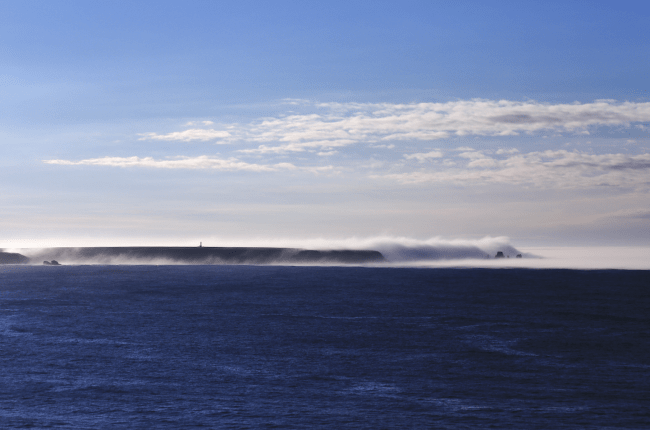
{"left": 199, "top": 242, "right": 202, "bottom": 248}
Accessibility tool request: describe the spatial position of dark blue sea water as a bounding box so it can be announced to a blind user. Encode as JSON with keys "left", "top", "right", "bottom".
{"left": 0, "top": 265, "right": 648, "bottom": 429}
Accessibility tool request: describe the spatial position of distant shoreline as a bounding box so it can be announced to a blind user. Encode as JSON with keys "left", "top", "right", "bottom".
{"left": 1, "top": 247, "right": 386, "bottom": 266}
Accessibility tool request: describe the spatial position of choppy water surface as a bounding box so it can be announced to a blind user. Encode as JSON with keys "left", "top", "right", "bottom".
{"left": 0, "top": 266, "right": 648, "bottom": 429}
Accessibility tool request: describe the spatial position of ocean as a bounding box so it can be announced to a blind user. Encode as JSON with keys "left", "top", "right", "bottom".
{"left": 0, "top": 265, "right": 648, "bottom": 429}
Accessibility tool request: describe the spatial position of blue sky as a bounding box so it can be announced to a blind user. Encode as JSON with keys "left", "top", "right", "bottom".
{"left": 1, "top": 0, "right": 649, "bottom": 248}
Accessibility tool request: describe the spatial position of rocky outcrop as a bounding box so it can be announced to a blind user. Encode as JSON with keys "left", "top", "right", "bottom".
{"left": 495, "top": 251, "right": 505, "bottom": 259}
{"left": 0, "top": 251, "right": 29, "bottom": 265}
{"left": 43, "top": 260, "right": 61, "bottom": 266}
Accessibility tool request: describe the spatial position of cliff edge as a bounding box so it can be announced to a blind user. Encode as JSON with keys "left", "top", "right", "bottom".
{"left": 0, "top": 251, "right": 30, "bottom": 264}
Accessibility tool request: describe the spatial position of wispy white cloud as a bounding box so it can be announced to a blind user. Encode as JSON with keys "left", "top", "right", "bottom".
{"left": 496, "top": 148, "right": 519, "bottom": 154}
{"left": 467, "top": 157, "right": 498, "bottom": 168}
{"left": 458, "top": 151, "right": 487, "bottom": 160}
{"left": 137, "top": 99, "right": 650, "bottom": 152}
{"left": 43, "top": 155, "right": 329, "bottom": 173}
{"left": 46, "top": 100, "right": 650, "bottom": 190}
{"left": 138, "top": 129, "right": 231, "bottom": 142}
{"left": 404, "top": 150, "right": 444, "bottom": 162}
{"left": 301, "top": 99, "right": 650, "bottom": 141}
{"left": 381, "top": 150, "right": 650, "bottom": 189}
{"left": 184, "top": 120, "right": 214, "bottom": 126}
{"left": 236, "top": 139, "right": 355, "bottom": 154}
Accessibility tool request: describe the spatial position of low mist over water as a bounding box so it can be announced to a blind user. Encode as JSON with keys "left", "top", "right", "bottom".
{"left": 4, "top": 236, "right": 650, "bottom": 269}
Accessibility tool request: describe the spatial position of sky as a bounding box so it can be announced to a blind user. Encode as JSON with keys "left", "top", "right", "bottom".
{"left": 1, "top": 0, "right": 649, "bottom": 249}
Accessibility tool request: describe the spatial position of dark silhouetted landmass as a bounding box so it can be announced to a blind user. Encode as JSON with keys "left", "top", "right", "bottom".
{"left": 0, "top": 251, "right": 30, "bottom": 264}
{"left": 26, "top": 247, "right": 386, "bottom": 265}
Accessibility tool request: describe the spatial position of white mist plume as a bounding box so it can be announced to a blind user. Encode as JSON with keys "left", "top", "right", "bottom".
{"left": 179, "top": 235, "right": 524, "bottom": 262}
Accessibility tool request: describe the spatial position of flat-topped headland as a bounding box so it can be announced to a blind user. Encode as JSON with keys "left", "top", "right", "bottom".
{"left": 0, "top": 251, "right": 30, "bottom": 264}
{"left": 17, "top": 246, "right": 386, "bottom": 265}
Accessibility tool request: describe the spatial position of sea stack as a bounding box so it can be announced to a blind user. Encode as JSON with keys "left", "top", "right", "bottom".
{"left": 495, "top": 251, "right": 505, "bottom": 259}
{"left": 43, "top": 260, "right": 61, "bottom": 266}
